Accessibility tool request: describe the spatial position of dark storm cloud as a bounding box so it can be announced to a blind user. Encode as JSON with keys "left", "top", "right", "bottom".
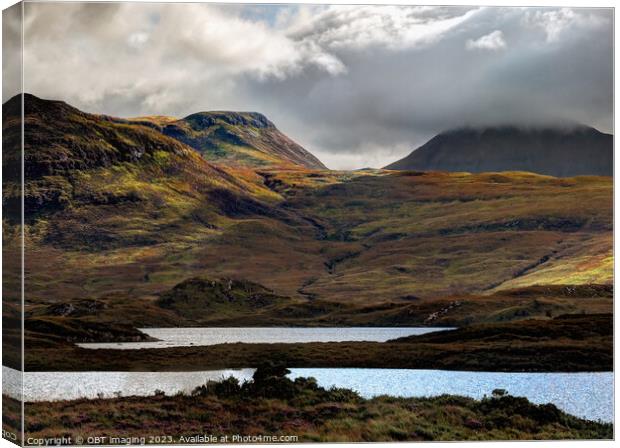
{"left": 19, "top": 3, "right": 613, "bottom": 169}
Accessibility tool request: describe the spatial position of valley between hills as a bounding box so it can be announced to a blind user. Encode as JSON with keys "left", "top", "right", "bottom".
{"left": 2, "top": 94, "right": 613, "bottom": 373}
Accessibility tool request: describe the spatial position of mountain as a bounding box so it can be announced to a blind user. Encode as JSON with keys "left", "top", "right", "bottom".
{"left": 2, "top": 94, "right": 612, "bottom": 336}
{"left": 2, "top": 94, "right": 287, "bottom": 246}
{"left": 5, "top": 94, "right": 192, "bottom": 181}
{"left": 384, "top": 125, "right": 613, "bottom": 177}
{"left": 129, "top": 111, "right": 326, "bottom": 169}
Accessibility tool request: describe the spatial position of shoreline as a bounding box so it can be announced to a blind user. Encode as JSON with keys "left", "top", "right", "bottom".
{"left": 3, "top": 367, "right": 613, "bottom": 424}
{"left": 2, "top": 370, "right": 613, "bottom": 443}
{"left": 21, "top": 339, "right": 612, "bottom": 373}
{"left": 19, "top": 314, "right": 612, "bottom": 373}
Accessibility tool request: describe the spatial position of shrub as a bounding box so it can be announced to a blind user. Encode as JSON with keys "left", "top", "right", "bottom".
{"left": 293, "top": 376, "right": 319, "bottom": 391}
{"left": 192, "top": 376, "right": 242, "bottom": 397}
{"left": 325, "top": 387, "right": 362, "bottom": 403}
{"left": 247, "top": 362, "right": 296, "bottom": 399}
{"left": 491, "top": 389, "right": 507, "bottom": 398}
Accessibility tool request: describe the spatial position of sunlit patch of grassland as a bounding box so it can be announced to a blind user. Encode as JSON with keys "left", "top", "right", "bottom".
{"left": 283, "top": 171, "right": 612, "bottom": 302}
{"left": 200, "top": 142, "right": 290, "bottom": 167}
{"left": 490, "top": 233, "right": 612, "bottom": 291}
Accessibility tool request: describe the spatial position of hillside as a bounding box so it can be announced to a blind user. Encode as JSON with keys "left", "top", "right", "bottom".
{"left": 2, "top": 94, "right": 612, "bottom": 337}
{"left": 2, "top": 93, "right": 309, "bottom": 318}
{"left": 4, "top": 94, "right": 285, "bottom": 213}
{"left": 279, "top": 170, "right": 612, "bottom": 303}
{"left": 128, "top": 111, "right": 326, "bottom": 169}
{"left": 384, "top": 125, "right": 613, "bottom": 177}
{"left": 2, "top": 94, "right": 293, "bottom": 242}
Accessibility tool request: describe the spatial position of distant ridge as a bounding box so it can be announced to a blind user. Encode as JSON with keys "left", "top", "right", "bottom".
{"left": 384, "top": 125, "right": 613, "bottom": 177}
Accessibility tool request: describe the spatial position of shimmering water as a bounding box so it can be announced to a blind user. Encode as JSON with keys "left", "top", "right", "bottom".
{"left": 2, "top": 367, "right": 255, "bottom": 402}
{"left": 289, "top": 368, "right": 614, "bottom": 423}
{"left": 3, "top": 367, "right": 612, "bottom": 422}
{"left": 76, "top": 327, "right": 454, "bottom": 349}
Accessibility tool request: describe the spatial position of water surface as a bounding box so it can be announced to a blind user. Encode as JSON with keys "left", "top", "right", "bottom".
{"left": 3, "top": 367, "right": 612, "bottom": 422}
{"left": 289, "top": 368, "right": 614, "bottom": 423}
{"left": 3, "top": 367, "right": 254, "bottom": 402}
{"left": 77, "top": 327, "right": 454, "bottom": 349}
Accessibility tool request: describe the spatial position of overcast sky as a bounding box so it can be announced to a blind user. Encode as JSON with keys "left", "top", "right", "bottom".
{"left": 7, "top": 3, "right": 614, "bottom": 169}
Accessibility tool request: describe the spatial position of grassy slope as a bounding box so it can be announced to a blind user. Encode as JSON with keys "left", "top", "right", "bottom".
{"left": 282, "top": 170, "right": 612, "bottom": 302}
{"left": 138, "top": 282, "right": 612, "bottom": 327}
{"left": 17, "top": 170, "right": 612, "bottom": 320}
{"left": 4, "top": 95, "right": 317, "bottom": 341}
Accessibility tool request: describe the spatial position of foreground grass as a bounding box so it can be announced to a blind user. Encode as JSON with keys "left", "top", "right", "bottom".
{"left": 13, "top": 366, "right": 613, "bottom": 443}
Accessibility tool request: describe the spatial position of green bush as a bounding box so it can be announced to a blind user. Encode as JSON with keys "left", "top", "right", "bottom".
{"left": 325, "top": 386, "right": 362, "bottom": 403}
{"left": 246, "top": 362, "right": 296, "bottom": 399}
{"left": 192, "top": 376, "right": 242, "bottom": 397}
{"left": 191, "top": 363, "right": 362, "bottom": 404}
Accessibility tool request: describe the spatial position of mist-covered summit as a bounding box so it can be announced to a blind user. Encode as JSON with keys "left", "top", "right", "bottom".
{"left": 385, "top": 125, "right": 613, "bottom": 177}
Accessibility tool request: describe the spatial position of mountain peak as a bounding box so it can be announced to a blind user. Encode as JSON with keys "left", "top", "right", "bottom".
{"left": 4, "top": 93, "right": 82, "bottom": 119}
{"left": 385, "top": 124, "right": 612, "bottom": 177}
{"left": 440, "top": 123, "right": 604, "bottom": 138}
{"left": 161, "top": 110, "right": 326, "bottom": 169}
{"left": 3, "top": 93, "right": 198, "bottom": 182}
{"left": 183, "top": 111, "right": 275, "bottom": 130}
{"left": 6, "top": 94, "right": 327, "bottom": 171}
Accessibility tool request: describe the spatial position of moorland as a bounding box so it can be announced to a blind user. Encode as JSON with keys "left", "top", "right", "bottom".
{"left": 2, "top": 94, "right": 613, "bottom": 369}
{"left": 1, "top": 93, "right": 614, "bottom": 442}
